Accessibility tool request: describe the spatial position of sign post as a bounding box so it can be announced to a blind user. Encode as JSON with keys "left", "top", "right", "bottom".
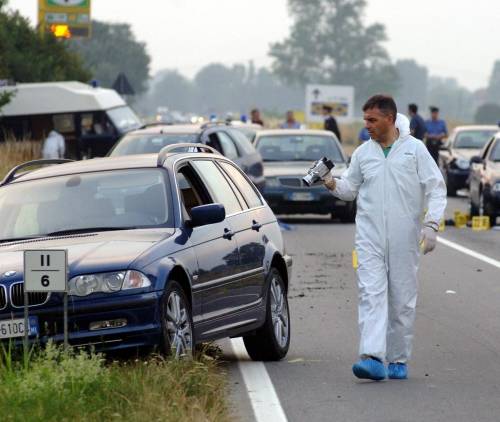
{"left": 305, "top": 84, "right": 355, "bottom": 126}
{"left": 24, "top": 250, "right": 69, "bottom": 350}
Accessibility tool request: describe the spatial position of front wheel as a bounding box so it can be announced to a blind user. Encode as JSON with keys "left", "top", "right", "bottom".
{"left": 160, "top": 280, "right": 194, "bottom": 358}
{"left": 243, "top": 268, "right": 290, "bottom": 361}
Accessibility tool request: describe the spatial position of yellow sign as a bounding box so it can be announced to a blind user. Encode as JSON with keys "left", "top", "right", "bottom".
{"left": 472, "top": 216, "right": 490, "bottom": 231}
{"left": 454, "top": 211, "right": 468, "bottom": 229}
{"left": 38, "top": 0, "right": 91, "bottom": 38}
{"left": 352, "top": 250, "right": 358, "bottom": 269}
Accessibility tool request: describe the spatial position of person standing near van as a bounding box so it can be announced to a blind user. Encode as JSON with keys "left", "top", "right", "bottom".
{"left": 42, "top": 129, "right": 65, "bottom": 159}
{"left": 425, "top": 106, "right": 448, "bottom": 163}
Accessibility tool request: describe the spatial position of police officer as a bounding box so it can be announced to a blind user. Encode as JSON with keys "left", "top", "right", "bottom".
{"left": 425, "top": 106, "right": 448, "bottom": 163}
{"left": 322, "top": 105, "right": 342, "bottom": 142}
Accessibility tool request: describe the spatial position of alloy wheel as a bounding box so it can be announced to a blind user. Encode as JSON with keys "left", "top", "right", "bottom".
{"left": 165, "top": 291, "right": 192, "bottom": 358}
{"left": 270, "top": 276, "right": 289, "bottom": 348}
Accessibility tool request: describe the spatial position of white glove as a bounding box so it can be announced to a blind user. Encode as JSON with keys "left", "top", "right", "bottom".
{"left": 323, "top": 172, "right": 336, "bottom": 191}
{"left": 420, "top": 226, "right": 437, "bottom": 254}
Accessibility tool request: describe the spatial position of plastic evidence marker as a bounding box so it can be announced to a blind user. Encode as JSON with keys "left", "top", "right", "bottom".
{"left": 24, "top": 250, "right": 67, "bottom": 292}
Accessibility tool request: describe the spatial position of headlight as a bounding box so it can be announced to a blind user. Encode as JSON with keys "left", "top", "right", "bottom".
{"left": 492, "top": 182, "right": 500, "bottom": 192}
{"left": 455, "top": 158, "right": 470, "bottom": 170}
{"left": 265, "top": 177, "right": 281, "bottom": 188}
{"left": 69, "top": 270, "right": 151, "bottom": 296}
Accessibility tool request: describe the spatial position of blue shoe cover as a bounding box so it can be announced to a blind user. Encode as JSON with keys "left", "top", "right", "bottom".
{"left": 388, "top": 363, "right": 408, "bottom": 379}
{"left": 352, "top": 358, "right": 386, "bottom": 381}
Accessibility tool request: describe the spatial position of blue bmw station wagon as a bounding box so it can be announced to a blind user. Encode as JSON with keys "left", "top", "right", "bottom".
{"left": 0, "top": 144, "right": 292, "bottom": 360}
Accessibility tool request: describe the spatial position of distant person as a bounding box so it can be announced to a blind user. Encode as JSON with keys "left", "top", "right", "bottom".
{"left": 358, "top": 126, "right": 370, "bottom": 144}
{"left": 425, "top": 106, "right": 448, "bottom": 163}
{"left": 240, "top": 114, "right": 248, "bottom": 123}
{"left": 280, "top": 110, "right": 301, "bottom": 129}
{"left": 250, "top": 108, "right": 264, "bottom": 126}
{"left": 322, "top": 105, "right": 342, "bottom": 142}
{"left": 42, "top": 129, "right": 65, "bottom": 159}
{"left": 408, "top": 103, "right": 426, "bottom": 141}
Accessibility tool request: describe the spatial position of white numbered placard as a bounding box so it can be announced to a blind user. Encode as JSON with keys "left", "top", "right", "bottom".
{"left": 24, "top": 250, "right": 67, "bottom": 292}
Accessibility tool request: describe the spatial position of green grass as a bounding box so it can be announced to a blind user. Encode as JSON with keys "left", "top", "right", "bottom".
{"left": 0, "top": 343, "right": 228, "bottom": 422}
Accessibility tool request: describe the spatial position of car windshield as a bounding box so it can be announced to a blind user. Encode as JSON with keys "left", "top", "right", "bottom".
{"left": 0, "top": 169, "right": 172, "bottom": 242}
{"left": 454, "top": 130, "right": 497, "bottom": 149}
{"left": 256, "top": 135, "right": 344, "bottom": 162}
{"left": 110, "top": 133, "right": 198, "bottom": 156}
{"left": 107, "top": 106, "right": 142, "bottom": 133}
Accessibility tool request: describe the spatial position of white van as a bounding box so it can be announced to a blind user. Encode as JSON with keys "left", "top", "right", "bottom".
{"left": 0, "top": 81, "right": 142, "bottom": 158}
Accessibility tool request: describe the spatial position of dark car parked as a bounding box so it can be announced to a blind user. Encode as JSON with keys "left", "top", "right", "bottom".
{"left": 439, "top": 125, "right": 498, "bottom": 196}
{"left": 108, "top": 123, "right": 265, "bottom": 192}
{"left": 0, "top": 145, "right": 291, "bottom": 359}
{"left": 254, "top": 129, "right": 356, "bottom": 222}
{"left": 469, "top": 134, "right": 500, "bottom": 226}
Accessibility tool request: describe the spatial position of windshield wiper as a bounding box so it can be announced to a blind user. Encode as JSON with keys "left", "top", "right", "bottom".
{"left": 0, "top": 235, "right": 46, "bottom": 244}
{"left": 45, "top": 227, "right": 136, "bottom": 236}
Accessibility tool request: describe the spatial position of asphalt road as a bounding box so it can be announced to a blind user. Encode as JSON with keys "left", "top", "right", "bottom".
{"left": 223, "top": 195, "right": 500, "bottom": 422}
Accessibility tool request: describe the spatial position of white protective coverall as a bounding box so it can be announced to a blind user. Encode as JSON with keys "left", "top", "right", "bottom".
{"left": 42, "top": 130, "right": 65, "bottom": 159}
{"left": 332, "top": 113, "right": 446, "bottom": 362}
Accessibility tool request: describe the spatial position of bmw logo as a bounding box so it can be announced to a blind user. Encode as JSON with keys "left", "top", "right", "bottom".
{"left": 3, "top": 271, "right": 16, "bottom": 277}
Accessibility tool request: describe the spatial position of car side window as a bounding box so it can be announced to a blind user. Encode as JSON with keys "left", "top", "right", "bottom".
{"left": 219, "top": 161, "right": 263, "bottom": 208}
{"left": 176, "top": 165, "right": 210, "bottom": 218}
{"left": 489, "top": 139, "right": 500, "bottom": 161}
{"left": 209, "top": 131, "right": 239, "bottom": 160}
{"left": 191, "top": 160, "right": 243, "bottom": 215}
{"left": 481, "top": 137, "right": 495, "bottom": 160}
{"left": 228, "top": 129, "right": 257, "bottom": 155}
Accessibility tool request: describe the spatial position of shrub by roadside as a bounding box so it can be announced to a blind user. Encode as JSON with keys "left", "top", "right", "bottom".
{"left": 0, "top": 140, "right": 42, "bottom": 180}
{"left": 0, "top": 343, "right": 228, "bottom": 422}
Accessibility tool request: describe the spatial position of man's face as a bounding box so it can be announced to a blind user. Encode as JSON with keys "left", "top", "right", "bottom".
{"left": 286, "top": 111, "right": 294, "bottom": 121}
{"left": 363, "top": 107, "right": 394, "bottom": 142}
{"left": 431, "top": 111, "right": 439, "bottom": 120}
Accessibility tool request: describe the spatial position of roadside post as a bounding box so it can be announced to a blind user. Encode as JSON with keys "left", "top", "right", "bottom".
{"left": 24, "top": 250, "right": 69, "bottom": 351}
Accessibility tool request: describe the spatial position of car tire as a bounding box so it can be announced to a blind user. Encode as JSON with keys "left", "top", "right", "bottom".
{"left": 160, "top": 280, "right": 194, "bottom": 358}
{"left": 334, "top": 201, "right": 356, "bottom": 223}
{"left": 243, "top": 268, "right": 290, "bottom": 361}
{"left": 479, "top": 191, "right": 496, "bottom": 227}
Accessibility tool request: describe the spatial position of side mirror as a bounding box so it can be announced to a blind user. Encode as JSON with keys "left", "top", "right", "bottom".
{"left": 188, "top": 203, "right": 225, "bottom": 228}
{"left": 470, "top": 156, "right": 483, "bottom": 164}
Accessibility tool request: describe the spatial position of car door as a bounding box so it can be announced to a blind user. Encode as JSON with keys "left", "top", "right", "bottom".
{"left": 190, "top": 159, "right": 257, "bottom": 320}
{"left": 471, "top": 138, "right": 494, "bottom": 203}
{"left": 216, "top": 160, "right": 268, "bottom": 304}
{"left": 175, "top": 162, "right": 239, "bottom": 323}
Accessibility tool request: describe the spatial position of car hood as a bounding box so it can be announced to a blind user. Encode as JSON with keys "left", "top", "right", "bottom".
{"left": 264, "top": 161, "right": 347, "bottom": 178}
{"left": 451, "top": 148, "right": 481, "bottom": 160}
{"left": 0, "top": 229, "right": 174, "bottom": 278}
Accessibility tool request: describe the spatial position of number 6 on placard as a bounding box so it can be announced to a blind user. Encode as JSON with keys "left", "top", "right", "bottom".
{"left": 41, "top": 275, "right": 50, "bottom": 287}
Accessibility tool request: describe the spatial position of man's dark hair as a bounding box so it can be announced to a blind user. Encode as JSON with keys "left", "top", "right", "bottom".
{"left": 363, "top": 94, "right": 397, "bottom": 122}
{"left": 430, "top": 106, "right": 439, "bottom": 113}
{"left": 322, "top": 104, "right": 333, "bottom": 112}
{"left": 408, "top": 103, "right": 418, "bottom": 114}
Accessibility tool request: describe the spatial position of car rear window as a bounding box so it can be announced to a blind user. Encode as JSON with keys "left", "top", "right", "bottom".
{"left": 110, "top": 133, "right": 198, "bottom": 156}
{"left": 228, "top": 129, "right": 258, "bottom": 155}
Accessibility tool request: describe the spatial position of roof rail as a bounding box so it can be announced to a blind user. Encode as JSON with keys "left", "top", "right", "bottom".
{"left": 0, "top": 159, "right": 74, "bottom": 186}
{"left": 157, "top": 143, "right": 220, "bottom": 166}
{"left": 200, "top": 121, "right": 229, "bottom": 130}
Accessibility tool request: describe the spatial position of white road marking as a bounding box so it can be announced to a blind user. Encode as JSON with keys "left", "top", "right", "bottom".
{"left": 437, "top": 236, "right": 500, "bottom": 269}
{"left": 230, "top": 338, "right": 288, "bottom": 422}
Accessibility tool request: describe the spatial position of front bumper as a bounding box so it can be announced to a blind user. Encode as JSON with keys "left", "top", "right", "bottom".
{"left": 0, "top": 291, "right": 163, "bottom": 351}
{"left": 263, "top": 186, "right": 347, "bottom": 214}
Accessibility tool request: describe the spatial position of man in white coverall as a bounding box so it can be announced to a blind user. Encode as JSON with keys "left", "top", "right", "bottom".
{"left": 324, "top": 95, "right": 447, "bottom": 380}
{"left": 42, "top": 129, "right": 65, "bottom": 159}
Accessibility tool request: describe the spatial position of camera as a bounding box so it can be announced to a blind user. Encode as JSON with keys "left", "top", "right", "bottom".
{"left": 302, "top": 157, "right": 335, "bottom": 186}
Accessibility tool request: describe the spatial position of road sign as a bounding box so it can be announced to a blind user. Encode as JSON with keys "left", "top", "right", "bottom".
{"left": 305, "top": 84, "right": 355, "bottom": 124}
{"left": 38, "top": 0, "right": 91, "bottom": 38}
{"left": 24, "top": 250, "right": 67, "bottom": 292}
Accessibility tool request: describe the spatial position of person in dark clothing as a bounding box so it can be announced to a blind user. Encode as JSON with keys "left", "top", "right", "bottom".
{"left": 408, "top": 103, "right": 426, "bottom": 141}
{"left": 425, "top": 106, "right": 448, "bottom": 164}
{"left": 250, "top": 108, "right": 264, "bottom": 126}
{"left": 322, "top": 105, "right": 342, "bottom": 142}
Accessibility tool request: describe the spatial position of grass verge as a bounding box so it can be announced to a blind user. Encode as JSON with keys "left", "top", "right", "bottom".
{"left": 0, "top": 139, "right": 41, "bottom": 180}
{"left": 0, "top": 343, "right": 228, "bottom": 422}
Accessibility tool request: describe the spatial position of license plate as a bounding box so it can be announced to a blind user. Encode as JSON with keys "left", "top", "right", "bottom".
{"left": 289, "top": 192, "right": 315, "bottom": 201}
{"left": 0, "top": 316, "right": 39, "bottom": 339}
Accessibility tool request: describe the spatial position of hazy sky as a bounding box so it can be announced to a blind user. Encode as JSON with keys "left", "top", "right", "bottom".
{"left": 6, "top": 0, "right": 500, "bottom": 91}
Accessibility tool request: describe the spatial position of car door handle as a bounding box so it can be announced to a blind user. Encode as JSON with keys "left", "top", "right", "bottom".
{"left": 223, "top": 228, "right": 234, "bottom": 240}
{"left": 251, "top": 220, "right": 262, "bottom": 231}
